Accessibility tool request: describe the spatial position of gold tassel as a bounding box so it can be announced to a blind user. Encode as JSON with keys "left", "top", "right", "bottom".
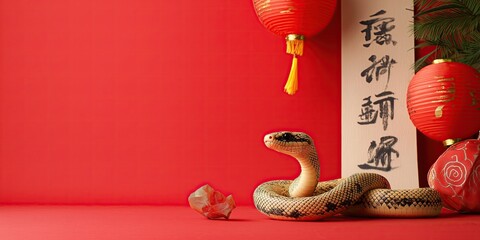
{"left": 284, "top": 34, "right": 304, "bottom": 95}
{"left": 284, "top": 56, "right": 298, "bottom": 95}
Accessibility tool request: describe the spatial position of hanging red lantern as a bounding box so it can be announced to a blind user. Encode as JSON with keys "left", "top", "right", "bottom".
{"left": 252, "top": 0, "right": 337, "bottom": 95}
{"left": 407, "top": 59, "right": 480, "bottom": 146}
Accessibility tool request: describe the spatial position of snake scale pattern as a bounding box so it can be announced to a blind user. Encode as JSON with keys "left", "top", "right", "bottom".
{"left": 253, "top": 131, "right": 443, "bottom": 220}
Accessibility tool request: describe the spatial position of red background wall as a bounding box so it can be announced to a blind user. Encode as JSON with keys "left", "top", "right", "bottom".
{"left": 0, "top": 0, "right": 443, "bottom": 205}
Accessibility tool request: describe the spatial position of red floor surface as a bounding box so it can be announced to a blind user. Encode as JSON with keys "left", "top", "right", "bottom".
{"left": 0, "top": 206, "right": 478, "bottom": 240}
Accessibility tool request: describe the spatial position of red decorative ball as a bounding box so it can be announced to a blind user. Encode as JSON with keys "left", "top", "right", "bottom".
{"left": 428, "top": 136, "right": 480, "bottom": 212}
{"left": 407, "top": 59, "right": 480, "bottom": 145}
{"left": 252, "top": 0, "right": 337, "bottom": 38}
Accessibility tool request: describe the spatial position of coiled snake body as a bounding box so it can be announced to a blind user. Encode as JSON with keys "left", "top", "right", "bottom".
{"left": 253, "top": 131, "right": 443, "bottom": 220}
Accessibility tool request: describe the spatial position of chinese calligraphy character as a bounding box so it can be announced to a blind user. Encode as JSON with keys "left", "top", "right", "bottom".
{"left": 376, "top": 91, "right": 397, "bottom": 130}
{"left": 358, "top": 96, "right": 378, "bottom": 125}
{"left": 358, "top": 136, "right": 399, "bottom": 172}
{"left": 360, "top": 55, "right": 397, "bottom": 89}
{"left": 358, "top": 91, "right": 397, "bottom": 130}
{"left": 360, "top": 10, "right": 397, "bottom": 47}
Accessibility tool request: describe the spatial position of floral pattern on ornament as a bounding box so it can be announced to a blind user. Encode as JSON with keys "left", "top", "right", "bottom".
{"left": 442, "top": 155, "right": 467, "bottom": 187}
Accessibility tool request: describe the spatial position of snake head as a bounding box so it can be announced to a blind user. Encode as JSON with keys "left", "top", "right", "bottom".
{"left": 264, "top": 131, "right": 313, "bottom": 155}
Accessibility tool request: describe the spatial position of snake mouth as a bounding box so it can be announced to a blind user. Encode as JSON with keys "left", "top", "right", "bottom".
{"left": 264, "top": 134, "right": 275, "bottom": 148}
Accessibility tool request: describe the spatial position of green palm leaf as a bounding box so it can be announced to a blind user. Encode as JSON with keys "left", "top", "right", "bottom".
{"left": 414, "top": 0, "right": 480, "bottom": 72}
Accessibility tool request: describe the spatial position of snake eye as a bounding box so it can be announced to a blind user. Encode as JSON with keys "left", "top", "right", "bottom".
{"left": 276, "top": 132, "right": 312, "bottom": 144}
{"left": 278, "top": 132, "right": 295, "bottom": 142}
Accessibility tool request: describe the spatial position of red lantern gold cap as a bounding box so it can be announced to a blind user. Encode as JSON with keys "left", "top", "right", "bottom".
{"left": 433, "top": 59, "right": 452, "bottom": 64}
{"left": 442, "top": 138, "right": 462, "bottom": 147}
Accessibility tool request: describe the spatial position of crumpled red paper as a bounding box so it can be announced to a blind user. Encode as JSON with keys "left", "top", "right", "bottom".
{"left": 188, "top": 184, "right": 236, "bottom": 219}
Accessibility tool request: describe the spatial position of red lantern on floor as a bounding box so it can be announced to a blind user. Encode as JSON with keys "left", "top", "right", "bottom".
{"left": 407, "top": 59, "right": 480, "bottom": 146}
{"left": 252, "top": 0, "right": 337, "bottom": 95}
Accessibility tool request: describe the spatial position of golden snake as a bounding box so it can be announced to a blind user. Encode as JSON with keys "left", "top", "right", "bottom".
{"left": 253, "top": 131, "right": 443, "bottom": 220}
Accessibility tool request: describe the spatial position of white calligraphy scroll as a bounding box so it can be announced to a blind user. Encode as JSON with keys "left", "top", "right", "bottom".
{"left": 341, "top": 0, "right": 418, "bottom": 189}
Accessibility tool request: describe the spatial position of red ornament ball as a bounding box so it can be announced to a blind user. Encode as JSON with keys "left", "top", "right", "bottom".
{"left": 428, "top": 136, "right": 480, "bottom": 212}
{"left": 407, "top": 59, "right": 480, "bottom": 145}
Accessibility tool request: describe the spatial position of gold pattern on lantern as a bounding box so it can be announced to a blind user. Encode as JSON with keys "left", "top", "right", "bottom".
{"left": 435, "top": 105, "right": 444, "bottom": 118}
{"left": 280, "top": 7, "right": 295, "bottom": 14}
{"left": 470, "top": 90, "right": 479, "bottom": 106}
{"left": 435, "top": 86, "right": 456, "bottom": 95}
{"left": 433, "top": 82, "right": 456, "bottom": 103}
{"left": 432, "top": 94, "right": 456, "bottom": 103}
{"left": 435, "top": 76, "right": 454, "bottom": 82}
{"left": 255, "top": 0, "right": 270, "bottom": 11}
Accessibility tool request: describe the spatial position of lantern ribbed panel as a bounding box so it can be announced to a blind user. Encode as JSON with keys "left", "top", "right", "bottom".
{"left": 253, "top": 0, "right": 337, "bottom": 37}
{"left": 407, "top": 61, "right": 480, "bottom": 142}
